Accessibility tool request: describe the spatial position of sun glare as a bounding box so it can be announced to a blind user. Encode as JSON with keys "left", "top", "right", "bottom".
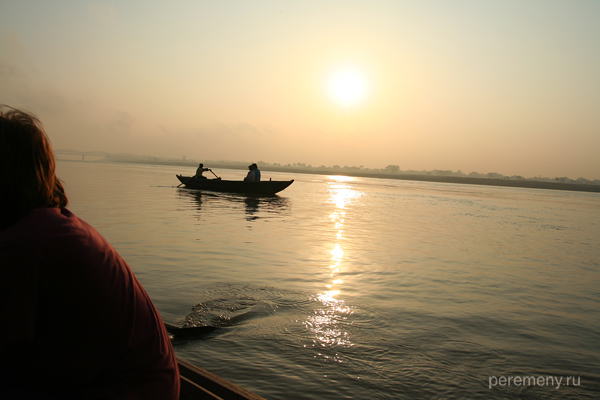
{"left": 327, "top": 67, "right": 369, "bottom": 107}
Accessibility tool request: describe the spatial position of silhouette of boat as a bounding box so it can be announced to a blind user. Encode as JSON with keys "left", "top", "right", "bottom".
{"left": 176, "top": 175, "right": 293, "bottom": 195}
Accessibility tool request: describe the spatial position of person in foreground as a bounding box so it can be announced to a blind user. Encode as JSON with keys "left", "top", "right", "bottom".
{"left": 0, "top": 106, "right": 180, "bottom": 399}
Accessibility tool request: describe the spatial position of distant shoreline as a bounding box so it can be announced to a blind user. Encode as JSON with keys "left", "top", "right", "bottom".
{"left": 341, "top": 172, "right": 600, "bottom": 193}
{"left": 251, "top": 167, "right": 600, "bottom": 193}
{"left": 58, "top": 158, "right": 600, "bottom": 193}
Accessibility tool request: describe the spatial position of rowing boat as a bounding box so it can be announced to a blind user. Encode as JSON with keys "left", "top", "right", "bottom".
{"left": 176, "top": 175, "right": 293, "bottom": 195}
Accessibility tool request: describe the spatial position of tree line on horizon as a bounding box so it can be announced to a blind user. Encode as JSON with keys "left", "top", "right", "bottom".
{"left": 262, "top": 161, "right": 600, "bottom": 186}
{"left": 58, "top": 151, "right": 600, "bottom": 186}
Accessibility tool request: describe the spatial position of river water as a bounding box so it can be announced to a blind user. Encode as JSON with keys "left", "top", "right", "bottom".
{"left": 56, "top": 161, "right": 600, "bottom": 400}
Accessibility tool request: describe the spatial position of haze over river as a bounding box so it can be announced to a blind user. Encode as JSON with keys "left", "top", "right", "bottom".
{"left": 57, "top": 161, "right": 600, "bottom": 400}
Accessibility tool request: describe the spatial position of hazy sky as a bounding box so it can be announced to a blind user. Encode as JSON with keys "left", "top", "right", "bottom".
{"left": 2, "top": 1, "right": 599, "bottom": 179}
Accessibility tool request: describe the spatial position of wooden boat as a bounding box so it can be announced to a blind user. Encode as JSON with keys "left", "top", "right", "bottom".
{"left": 177, "top": 357, "right": 265, "bottom": 400}
{"left": 177, "top": 175, "right": 293, "bottom": 195}
{"left": 165, "top": 324, "right": 265, "bottom": 399}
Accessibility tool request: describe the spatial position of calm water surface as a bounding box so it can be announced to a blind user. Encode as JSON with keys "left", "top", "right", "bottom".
{"left": 56, "top": 161, "right": 600, "bottom": 400}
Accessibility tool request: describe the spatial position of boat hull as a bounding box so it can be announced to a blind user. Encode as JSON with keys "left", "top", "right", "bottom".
{"left": 177, "top": 175, "right": 293, "bottom": 195}
{"left": 177, "top": 357, "right": 265, "bottom": 400}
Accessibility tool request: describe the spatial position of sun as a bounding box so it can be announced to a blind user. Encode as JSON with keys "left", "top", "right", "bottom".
{"left": 326, "top": 67, "right": 370, "bottom": 107}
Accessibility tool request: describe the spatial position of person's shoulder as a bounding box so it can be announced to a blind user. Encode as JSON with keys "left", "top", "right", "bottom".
{"left": 31, "top": 207, "right": 84, "bottom": 230}
{"left": 1, "top": 208, "right": 59, "bottom": 236}
{"left": 3, "top": 208, "right": 94, "bottom": 241}
{"left": 0, "top": 208, "right": 90, "bottom": 260}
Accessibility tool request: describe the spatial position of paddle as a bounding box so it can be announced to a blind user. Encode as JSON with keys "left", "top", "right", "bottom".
{"left": 165, "top": 322, "right": 217, "bottom": 339}
{"left": 209, "top": 169, "right": 220, "bottom": 179}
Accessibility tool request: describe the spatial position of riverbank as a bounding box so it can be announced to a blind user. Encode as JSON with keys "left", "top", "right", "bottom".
{"left": 327, "top": 171, "right": 600, "bottom": 193}
{"left": 94, "top": 158, "right": 600, "bottom": 193}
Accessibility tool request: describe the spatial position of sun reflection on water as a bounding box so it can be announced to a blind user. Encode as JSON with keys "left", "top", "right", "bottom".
{"left": 330, "top": 243, "right": 344, "bottom": 261}
{"left": 304, "top": 176, "right": 363, "bottom": 353}
{"left": 328, "top": 176, "right": 362, "bottom": 209}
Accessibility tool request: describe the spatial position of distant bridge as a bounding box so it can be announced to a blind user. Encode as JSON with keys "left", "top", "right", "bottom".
{"left": 54, "top": 149, "right": 110, "bottom": 161}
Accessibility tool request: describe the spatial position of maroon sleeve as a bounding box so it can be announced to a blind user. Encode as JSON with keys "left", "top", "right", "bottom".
{"left": 0, "top": 245, "right": 38, "bottom": 345}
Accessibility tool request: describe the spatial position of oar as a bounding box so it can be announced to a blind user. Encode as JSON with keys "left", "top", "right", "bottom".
{"left": 177, "top": 175, "right": 197, "bottom": 187}
{"left": 209, "top": 169, "right": 220, "bottom": 179}
{"left": 165, "top": 322, "right": 217, "bottom": 338}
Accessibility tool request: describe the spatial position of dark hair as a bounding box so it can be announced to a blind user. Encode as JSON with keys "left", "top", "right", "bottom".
{"left": 0, "top": 105, "right": 68, "bottom": 229}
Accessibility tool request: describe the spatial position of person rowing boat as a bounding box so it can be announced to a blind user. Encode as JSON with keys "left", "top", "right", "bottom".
{"left": 178, "top": 164, "right": 220, "bottom": 187}
{"left": 195, "top": 163, "right": 220, "bottom": 179}
{"left": 195, "top": 163, "right": 210, "bottom": 179}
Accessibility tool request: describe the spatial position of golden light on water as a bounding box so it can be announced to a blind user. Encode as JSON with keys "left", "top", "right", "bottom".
{"left": 305, "top": 291, "right": 353, "bottom": 348}
{"left": 330, "top": 243, "right": 344, "bottom": 260}
{"left": 304, "top": 176, "right": 363, "bottom": 351}
{"left": 328, "top": 176, "right": 361, "bottom": 209}
{"left": 328, "top": 175, "right": 355, "bottom": 182}
{"left": 320, "top": 290, "right": 340, "bottom": 302}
